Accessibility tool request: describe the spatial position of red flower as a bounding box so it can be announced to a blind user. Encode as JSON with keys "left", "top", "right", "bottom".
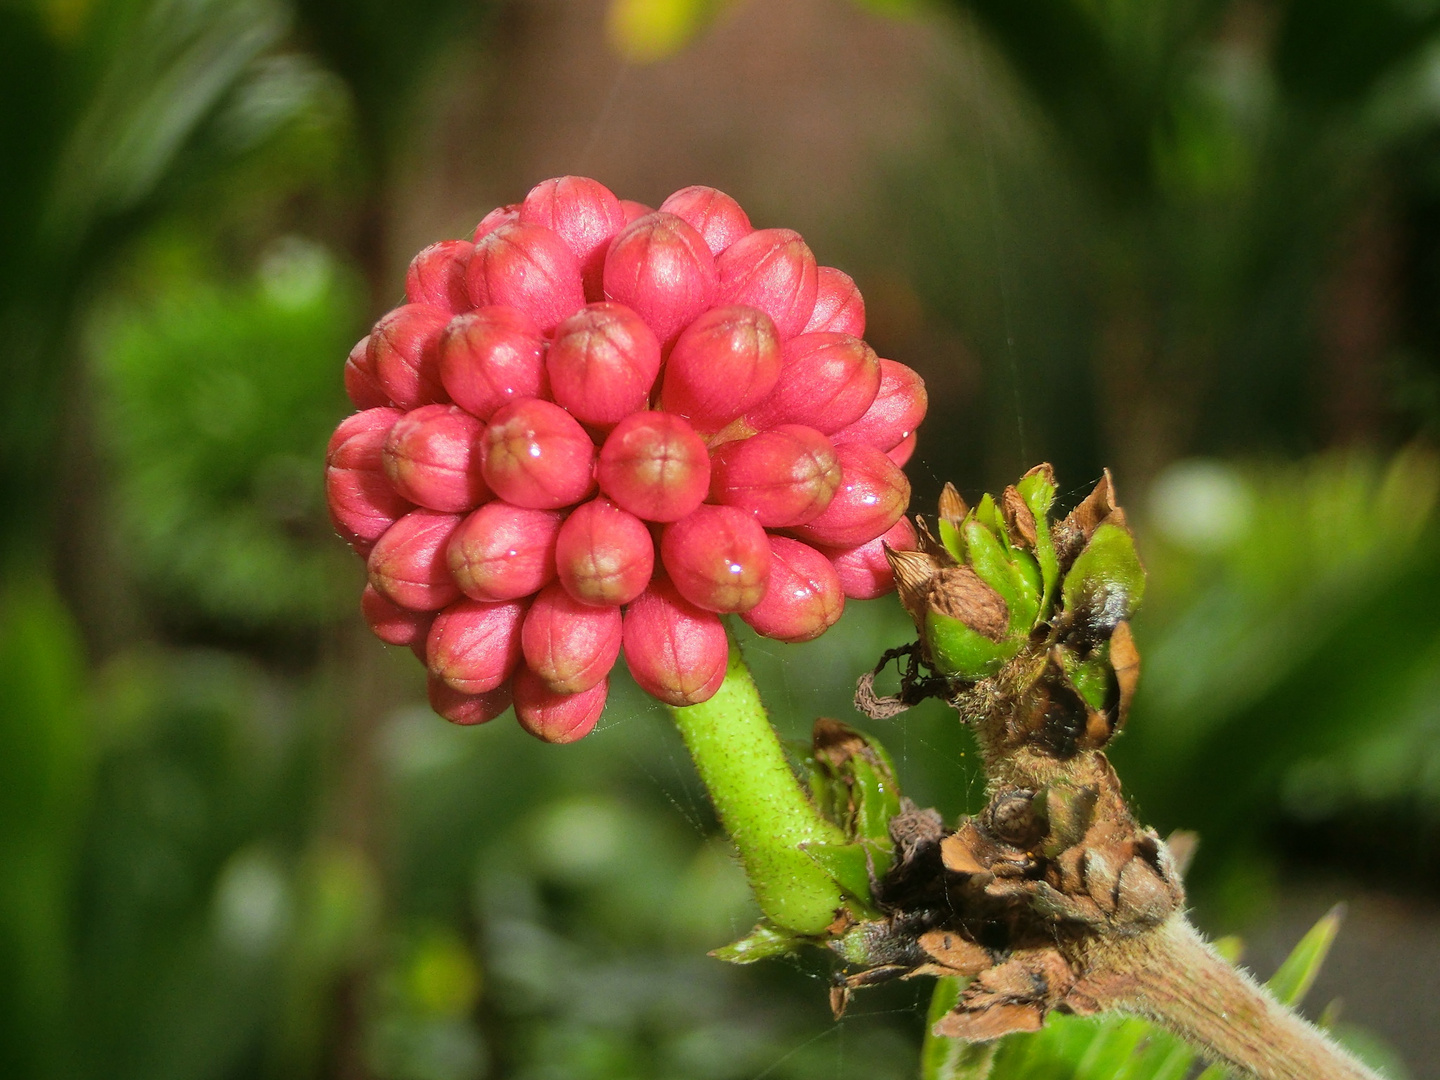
{"left": 327, "top": 177, "right": 925, "bottom": 741}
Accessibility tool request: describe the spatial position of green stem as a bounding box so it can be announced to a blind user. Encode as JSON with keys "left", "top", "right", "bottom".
{"left": 667, "top": 634, "right": 846, "bottom": 935}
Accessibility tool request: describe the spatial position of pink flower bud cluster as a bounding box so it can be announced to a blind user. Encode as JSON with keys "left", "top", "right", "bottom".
{"left": 326, "top": 177, "right": 925, "bottom": 743}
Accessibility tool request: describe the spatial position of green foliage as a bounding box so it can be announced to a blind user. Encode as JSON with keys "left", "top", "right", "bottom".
{"left": 901, "top": 0, "right": 1440, "bottom": 492}
{"left": 94, "top": 239, "right": 360, "bottom": 631}
{"left": 1115, "top": 451, "right": 1440, "bottom": 911}
{"left": 0, "top": 0, "right": 293, "bottom": 559}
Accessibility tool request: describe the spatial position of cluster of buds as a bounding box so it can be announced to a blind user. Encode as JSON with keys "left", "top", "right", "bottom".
{"left": 884, "top": 466, "right": 1144, "bottom": 754}
{"left": 326, "top": 177, "right": 925, "bottom": 742}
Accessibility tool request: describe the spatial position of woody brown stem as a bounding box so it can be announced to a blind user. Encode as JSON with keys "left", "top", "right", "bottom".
{"left": 1082, "top": 916, "right": 1379, "bottom": 1080}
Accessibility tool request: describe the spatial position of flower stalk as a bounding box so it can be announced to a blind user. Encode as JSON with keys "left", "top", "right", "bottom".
{"left": 667, "top": 632, "right": 846, "bottom": 935}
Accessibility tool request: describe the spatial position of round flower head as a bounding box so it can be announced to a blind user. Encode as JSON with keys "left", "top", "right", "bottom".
{"left": 325, "top": 177, "right": 925, "bottom": 738}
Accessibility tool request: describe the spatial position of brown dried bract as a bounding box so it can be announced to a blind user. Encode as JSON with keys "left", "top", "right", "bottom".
{"left": 929, "top": 567, "right": 1009, "bottom": 640}
{"left": 1053, "top": 470, "right": 1116, "bottom": 565}
{"left": 837, "top": 737, "right": 1186, "bottom": 1041}
{"left": 1109, "top": 620, "right": 1140, "bottom": 723}
{"left": 1001, "top": 485, "right": 1038, "bottom": 548}
{"left": 938, "top": 482, "right": 968, "bottom": 528}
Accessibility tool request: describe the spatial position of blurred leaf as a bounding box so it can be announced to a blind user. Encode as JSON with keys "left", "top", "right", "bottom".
{"left": 0, "top": 575, "right": 90, "bottom": 1080}
{"left": 1, "top": 0, "right": 296, "bottom": 562}
{"left": 67, "top": 646, "right": 326, "bottom": 1080}
{"left": 1116, "top": 450, "right": 1440, "bottom": 896}
{"left": 1267, "top": 904, "right": 1342, "bottom": 1008}
{"left": 43, "top": 0, "right": 288, "bottom": 251}
{"left": 289, "top": 0, "right": 490, "bottom": 152}
{"left": 947, "top": 0, "right": 1231, "bottom": 199}
{"left": 1274, "top": 0, "right": 1440, "bottom": 109}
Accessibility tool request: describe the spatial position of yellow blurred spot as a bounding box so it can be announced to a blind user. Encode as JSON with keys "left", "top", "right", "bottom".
{"left": 407, "top": 930, "right": 481, "bottom": 1018}
{"left": 851, "top": 0, "right": 920, "bottom": 14}
{"left": 606, "top": 0, "right": 714, "bottom": 63}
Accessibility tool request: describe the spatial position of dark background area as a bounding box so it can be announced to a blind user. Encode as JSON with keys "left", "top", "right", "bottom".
{"left": 3, "top": 1, "right": 1439, "bottom": 1078}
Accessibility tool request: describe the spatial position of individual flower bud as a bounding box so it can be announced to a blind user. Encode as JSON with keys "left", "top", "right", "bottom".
{"left": 660, "top": 504, "right": 771, "bottom": 612}
{"left": 520, "top": 176, "right": 627, "bottom": 299}
{"left": 715, "top": 228, "right": 818, "bottom": 340}
{"left": 740, "top": 536, "right": 844, "bottom": 642}
{"left": 428, "top": 674, "right": 513, "bottom": 726}
{"left": 439, "top": 306, "right": 546, "bottom": 421}
{"left": 554, "top": 496, "right": 655, "bottom": 606}
{"left": 326, "top": 408, "right": 410, "bottom": 550}
{"left": 659, "top": 185, "right": 752, "bottom": 255}
{"left": 368, "top": 510, "right": 463, "bottom": 610}
{"left": 361, "top": 584, "right": 433, "bottom": 647}
{"left": 831, "top": 359, "right": 926, "bottom": 452}
{"left": 381, "top": 404, "right": 490, "bottom": 512}
{"left": 708, "top": 425, "right": 840, "bottom": 527}
{"left": 521, "top": 581, "right": 623, "bottom": 693}
{"left": 473, "top": 203, "right": 520, "bottom": 241}
{"left": 426, "top": 597, "right": 527, "bottom": 694}
{"left": 513, "top": 667, "right": 608, "bottom": 743}
{"left": 344, "top": 335, "right": 389, "bottom": 409}
{"left": 1060, "top": 521, "right": 1145, "bottom": 635}
{"left": 603, "top": 212, "right": 718, "bottom": 349}
{"left": 448, "top": 501, "right": 563, "bottom": 601}
{"left": 887, "top": 430, "right": 917, "bottom": 466}
{"left": 619, "top": 199, "right": 653, "bottom": 224}
{"left": 481, "top": 398, "right": 596, "bottom": 510}
{"left": 660, "top": 305, "right": 781, "bottom": 433}
{"left": 596, "top": 411, "right": 709, "bottom": 522}
{"left": 746, "top": 332, "right": 881, "bottom": 434}
{"left": 370, "top": 304, "right": 450, "bottom": 409}
{"left": 788, "top": 443, "right": 909, "bottom": 548}
{"left": 826, "top": 515, "right": 917, "bottom": 599}
{"left": 622, "top": 577, "right": 728, "bottom": 705}
{"left": 547, "top": 303, "right": 662, "bottom": 428}
{"left": 467, "top": 221, "right": 585, "bottom": 334}
{"left": 405, "top": 240, "right": 474, "bottom": 313}
{"left": 803, "top": 266, "right": 866, "bottom": 336}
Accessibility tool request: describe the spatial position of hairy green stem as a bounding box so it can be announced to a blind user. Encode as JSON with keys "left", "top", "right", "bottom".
{"left": 667, "top": 635, "right": 845, "bottom": 935}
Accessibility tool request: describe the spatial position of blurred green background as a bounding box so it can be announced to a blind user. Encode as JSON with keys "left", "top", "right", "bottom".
{"left": 3, "top": 0, "right": 1440, "bottom": 1077}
